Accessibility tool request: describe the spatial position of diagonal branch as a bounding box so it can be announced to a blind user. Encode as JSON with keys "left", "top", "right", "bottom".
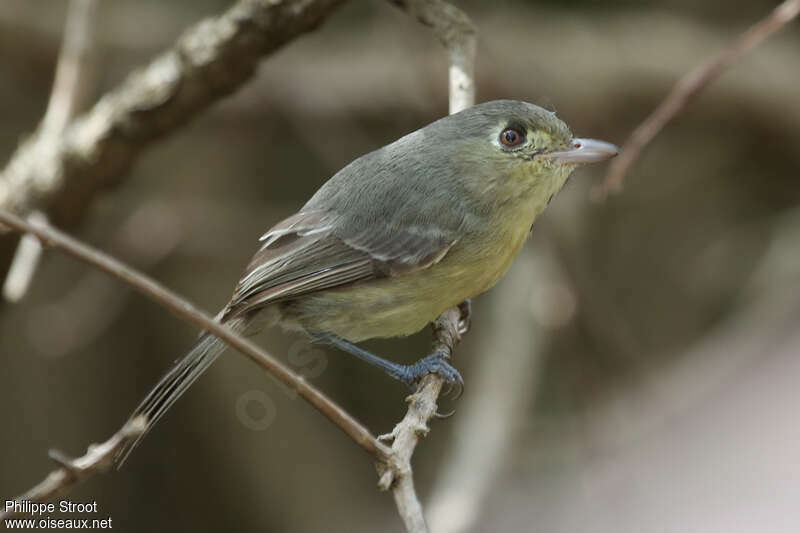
{"left": 0, "top": 0, "right": 349, "bottom": 223}
{"left": 596, "top": 0, "right": 800, "bottom": 198}
{"left": 0, "top": 208, "right": 390, "bottom": 504}
{"left": 0, "top": 417, "right": 146, "bottom": 521}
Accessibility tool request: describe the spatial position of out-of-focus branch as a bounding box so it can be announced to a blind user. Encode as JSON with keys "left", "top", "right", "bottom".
{"left": 3, "top": 0, "right": 98, "bottom": 302}
{"left": 426, "top": 246, "right": 567, "bottom": 533}
{"left": 0, "top": 416, "right": 146, "bottom": 521}
{"left": 0, "top": 209, "right": 390, "bottom": 464}
{"left": 380, "top": 2, "right": 476, "bottom": 531}
{"left": 41, "top": 0, "right": 98, "bottom": 139}
{"left": 596, "top": 0, "right": 800, "bottom": 198}
{"left": 0, "top": 0, "right": 349, "bottom": 222}
{"left": 3, "top": 210, "right": 48, "bottom": 302}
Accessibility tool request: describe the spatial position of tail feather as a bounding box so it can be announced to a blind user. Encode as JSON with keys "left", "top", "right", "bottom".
{"left": 116, "top": 316, "right": 249, "bottom": 467}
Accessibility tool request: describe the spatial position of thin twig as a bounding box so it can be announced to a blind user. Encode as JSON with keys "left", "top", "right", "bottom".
{"left": 3, "top": 210, "right": 48, "bottom": 302}
{"left": 0, "top": 416, "right": 146, "bottom": 521}
{"left": 41, "top": 0, "right": 98, "bottom": 139}
{"left": 596, "top": 0, "right": 800, "bottom": 198}
{"left": 383, "top": 2, "right": 477, "bottom": 531}
{"left": 0, "top": 0, "right": 349, "bottom": 222}
{"left": 0, "top": 209, "right": 390, "bottom": 465}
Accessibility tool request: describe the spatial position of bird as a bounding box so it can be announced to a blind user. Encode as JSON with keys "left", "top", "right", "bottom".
{"left": 116, "top": 99, "right": 618, "bottom": 464}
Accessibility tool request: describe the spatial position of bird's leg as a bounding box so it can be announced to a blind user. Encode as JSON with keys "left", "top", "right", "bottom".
{"left": 311, "top": 332, "right": 463, "bottom": 396}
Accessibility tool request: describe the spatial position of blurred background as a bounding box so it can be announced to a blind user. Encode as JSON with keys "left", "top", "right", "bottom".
{"left": 1, "top": 0, "right": 799, "bottom": 531}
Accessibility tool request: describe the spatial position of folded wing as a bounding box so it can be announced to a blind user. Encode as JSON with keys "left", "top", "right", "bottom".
{"left": 224, "top": 210, "right": 458, "bottom": 318}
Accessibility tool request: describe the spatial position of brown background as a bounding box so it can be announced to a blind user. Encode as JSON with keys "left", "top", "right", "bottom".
{"left": 1, "top": 1, "right": 799, "bottom": 531}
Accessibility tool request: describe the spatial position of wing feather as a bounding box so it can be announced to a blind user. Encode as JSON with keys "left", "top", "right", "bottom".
{"left": 225, "top": 210, "right": 457, "bottom": 318}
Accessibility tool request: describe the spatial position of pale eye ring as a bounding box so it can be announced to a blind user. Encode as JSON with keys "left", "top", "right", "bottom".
{"left": 499, "top": 127, "right": 525, "bottom": 147}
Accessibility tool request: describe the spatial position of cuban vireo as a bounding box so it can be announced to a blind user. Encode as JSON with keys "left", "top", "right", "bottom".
{"left": 118, "top": 99, "right": 618, "bottom": 463}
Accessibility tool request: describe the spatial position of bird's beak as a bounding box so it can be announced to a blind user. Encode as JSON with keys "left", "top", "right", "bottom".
{"left": 543, "top": 138, "right": 619, "bottom": 164}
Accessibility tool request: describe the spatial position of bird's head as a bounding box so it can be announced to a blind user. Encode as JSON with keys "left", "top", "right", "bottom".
{"left": 422, "top": 100, "right": 618, "bottom": 206}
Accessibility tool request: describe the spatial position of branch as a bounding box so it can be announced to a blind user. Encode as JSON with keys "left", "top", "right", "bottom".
{"left": 0, "top": 209, "right": 390, "bottom": 469}
{"left": 2, "top": 210, "right": 47, "bottom": 302}
{"left": 40, "top": 0, "right": 99, "bottom": 139}
{"left": 596, "top": 0, "right": 800, "bottom": 198}
{"left": 4, "top": 0, "right": 98, "bottom": 302}
{"left": 2, "top": 2, "right": 471, "bottom": 527}
{"left": 0, "top": 0, "right": 349, "bottom": 223}
{"left": 0, "top": 416, "right": 146, "bottom": 521}
{"left": 382, "top": 2, "right": 477, "bottom": 531}
{"left": 376, "top": 308, "right": 464, "bottom": 532}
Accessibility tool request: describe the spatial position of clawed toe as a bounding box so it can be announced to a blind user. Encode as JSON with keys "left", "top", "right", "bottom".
{"left": 457, "top": 299, "right": 472, "bottom": 335}
{"left": 412, "top": 353, "right": 462, "bottom": 381}
{"left": 398, "top": 352, "right": 464, "bottom": 401}
{"left": 445, "top": 378, "right": 464, "bottom": 401}
{"left": 403, "top": 353, "right": 464, "bottom": 417}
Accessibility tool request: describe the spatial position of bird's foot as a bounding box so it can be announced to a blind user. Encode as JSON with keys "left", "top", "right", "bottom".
{"left": 391, "top": 351, "right": 464, "bottom": 401}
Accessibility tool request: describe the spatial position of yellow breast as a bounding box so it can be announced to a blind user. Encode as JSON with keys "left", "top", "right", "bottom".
{"left": 281, "top": 166, "right": 571, "bottom": 341}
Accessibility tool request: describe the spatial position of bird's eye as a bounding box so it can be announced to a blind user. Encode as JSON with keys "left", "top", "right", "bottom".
{"left": 500, "top": 127, "right": 525, "bottom": 147}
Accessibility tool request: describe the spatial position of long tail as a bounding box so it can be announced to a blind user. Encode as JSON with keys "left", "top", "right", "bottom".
{"left": 116, "top": 316, "right": 250, "bottom": 466}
